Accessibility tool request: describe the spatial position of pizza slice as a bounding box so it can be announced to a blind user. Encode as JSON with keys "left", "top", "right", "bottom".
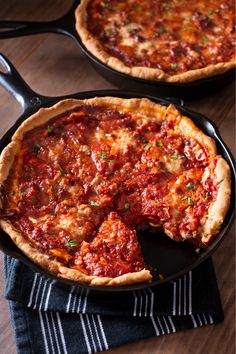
{"left": 59, "top": 212, "right": 151, "bottom": 285}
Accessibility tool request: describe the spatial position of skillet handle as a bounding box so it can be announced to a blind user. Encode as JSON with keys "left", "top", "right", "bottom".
{"left": 0, "top": 53, "right": 50, "bottom": 114}
{"left": 0, "top": 2, "right": 78, "bottom": 39}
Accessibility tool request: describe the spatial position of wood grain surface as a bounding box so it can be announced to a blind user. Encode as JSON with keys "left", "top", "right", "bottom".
{"left": 0, "top": 1, "right": 235, "bottom": 354}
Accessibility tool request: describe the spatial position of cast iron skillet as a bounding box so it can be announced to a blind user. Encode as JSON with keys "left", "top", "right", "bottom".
{"left": 0, "top": 0, "right": 235, "bottom": 98}
{"left": 0, "top": 53, "right": 235, "bottom": 292}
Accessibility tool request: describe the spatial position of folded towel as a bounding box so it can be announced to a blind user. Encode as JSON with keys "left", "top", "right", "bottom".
{"left": 4, "top": 255, "right": 223, "bottom": 354}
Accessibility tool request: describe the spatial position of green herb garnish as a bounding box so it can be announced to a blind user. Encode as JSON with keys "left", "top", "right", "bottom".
{"left": 124, "top": 202, "right": 130, "bottom": 209}
{"left": 34, "top": 143, "right": 42, "bottom": 154}
{"left": 181, "top": 196, "right": 188, "bottom": 201}
{"left": 100, "top": 153, "right": 108, "bottom": 159}
{"left": 47, "top": 126, "right": 52, "bottom": 134}
{"left": 106, "top": 28, "right": 114, "bottom": 35}
{"left": 165, "top": 3, "right": 172, "bottom": 11}
{"left": 205, "top": 192, "right": 211, "bottom": 199}
{"left": 159, "top": 27, "right": 167, "bottom": 34}
{"left": 90, "top": 201, "right": 100, "bottom": 207}
{"left": 109, "top": 159, "right": 115, "bottom": 163}
{"left": 103, "top": 3, "right": 109, "bottom": 8}
{"left": 51, "top": 213, "right": 56, "bottom": 218}
{"left": 208, "top": 9, "right": 213, "bottom": 16}
{"left": 202, "top": 35, "right": 209, "bottom": 43}
{"left": 188, "top": 197, "right": 194, "bottom": 206}
{"left": 162, "top": 169, "right": 169, "bottom": 175}
{"left": 171, "top": 63, "right": 179, "bottom": 69}
{"left": 170, "top": 155, "right": 178, "bottom": 159}
{"left": 157, "top": 141, "right": 163, "bottom": 147}
{"left": 132, "top": 6, "right": 142, "bottom": 11}
{"left": 186, "top": 182, "right": 194, "bottom": 189}
{"left": 144, "top": 144, "right": 152, "bottom": 151}
{"left": 194, "top": 46, "right": 201, "bottom": 52}
{"left": 65, "top": 239, "right": 77, "bottom": 247}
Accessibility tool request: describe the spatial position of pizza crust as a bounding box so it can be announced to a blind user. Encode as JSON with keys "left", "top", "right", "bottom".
{"left": 0, "top": 97, "right": 231, "bottom": 285}
{"left": 75, "top": 0, "right": 236, "bottom": 83}
{"left": 0, "top": 219, "right": 152, "bottom": 285}
{"left": 201, "top": 157, "right": 231, "bottom": 244}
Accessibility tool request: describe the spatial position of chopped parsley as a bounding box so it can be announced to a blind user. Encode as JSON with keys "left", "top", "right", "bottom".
{"left": 205, "top": 192, "right": 211, "bottom": 199}
{"left": 51, "top": 214, "right": 56, "bottom": 218}
{"left": 202, "top": 35, "right": 209, "bottom": 43}
{"left": 90, "top": 201, "right": 100, "bottom": 207}
{"left": 162, "top": 169, "right": 169, "bottom": 175}
{"left": 171, "top": 63, "right": 179, "bottom": 69}
{"left": 208, "top": 9, "right": 213, "bottom": 16}
{"left": 109, "top": 159, "right": 115, "bottom": 163}
{"left": 188, "top": 197, "right": 194, "bottom": 206}
{"left": 132, "top": 6, "right": 142, "bottom": 11}
{"left": 124, "top": 202, "right": 130, "bottom": 209}
{"left": 181, "top": 196, "right": 188, "bottom": 201}
{"left": 170, "top": 155, "right": 178, "bottom": 159}
{"left": 65, "top": 239, "right": 77, "bottom": 248}
{"left": 165, "top": 3, "right": 172, "bottom": 11}
{"left": 100, "top": 153, "right": 108, "bottom": 159}
{"left": 47, "top": 125, "right": 52, "bottom": 134}
{"left": 34, "top": 143, "right": 42, "bottom": 154}
{"left": 144, "top": 144, "right": 152, "bottom": 151}
{"left": 159, "top": 27, "right": 167, "bottom": 34}
{"left": 186, "top": 182, "right": 194, "bottom": 189}
{"left": 194, "top": 46, "right": 201, "bottom": 52}
{"left": 106, "top": 28, "right": 114, "bottom": 36}
{"left": 157, "top": 141, "right": 163, "bottom": 147}
{"left": 102, "top": 3, "right": 109, "bottom": 8}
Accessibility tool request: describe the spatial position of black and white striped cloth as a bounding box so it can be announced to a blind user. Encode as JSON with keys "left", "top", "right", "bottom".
{"left": 4, "top": 255, "right": 223, "bottom": 354}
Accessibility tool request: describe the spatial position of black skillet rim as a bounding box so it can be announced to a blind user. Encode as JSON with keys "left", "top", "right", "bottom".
{"left": 0, "top": 89, "right": 235, "bottom": 293}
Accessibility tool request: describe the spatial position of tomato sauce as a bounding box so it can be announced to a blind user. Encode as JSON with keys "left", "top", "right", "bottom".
{"left": 3, "top": 103, "right": 218, "bottom": 276}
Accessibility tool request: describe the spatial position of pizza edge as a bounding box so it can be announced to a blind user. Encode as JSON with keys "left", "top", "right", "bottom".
{"left": 75, "top": 0, "right": 236, "bottom": 83}
{"left": 0, "top": 97, "right": 231, "bottom": 285}
{"left": 0, "top": 219, "right": 152, "bottom": 285}
{"left": 201, "top": 156, "right": 231, "bottom": 244}
{"left": 0, "top": 97, "right": 217, "bottom": 184}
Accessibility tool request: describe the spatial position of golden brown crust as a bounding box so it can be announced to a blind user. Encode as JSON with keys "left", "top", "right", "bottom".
{"left": 177, "top": 114, "right": 217, "bottom": 156}
{"left": 0, "top": 219, "right": 152, "bottom": 285}
{"left": 58, "top": 267, "right": 151, "bottom": 286}
{"left": 0, "top": 97, "right": 231, "bottom": 285}
{"left": 75, "top": 0, "right": 236, "bottom": 83}
{"left": 201, "top": 157, "right": 231, "bottom": 244}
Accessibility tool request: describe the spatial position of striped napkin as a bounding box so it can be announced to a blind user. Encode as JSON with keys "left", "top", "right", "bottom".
{"left": 4, "top": 255, "right": 223, "bottom": 354}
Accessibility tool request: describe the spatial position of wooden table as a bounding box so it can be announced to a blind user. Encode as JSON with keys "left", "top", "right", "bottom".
{"left": 0, "top": 1, "right": 235, "bottom": 353}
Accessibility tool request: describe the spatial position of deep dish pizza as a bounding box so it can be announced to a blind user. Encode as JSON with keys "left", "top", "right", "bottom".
{"left": 0, "top": 98, "right": 231, "bottom": 285}
{"left": 75, "top": 0, "right": 236, "bottom": 82}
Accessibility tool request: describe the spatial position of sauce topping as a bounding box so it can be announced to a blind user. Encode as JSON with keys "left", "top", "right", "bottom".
{"left": 3, "top": 102, "right": 218, "bottom": 277}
